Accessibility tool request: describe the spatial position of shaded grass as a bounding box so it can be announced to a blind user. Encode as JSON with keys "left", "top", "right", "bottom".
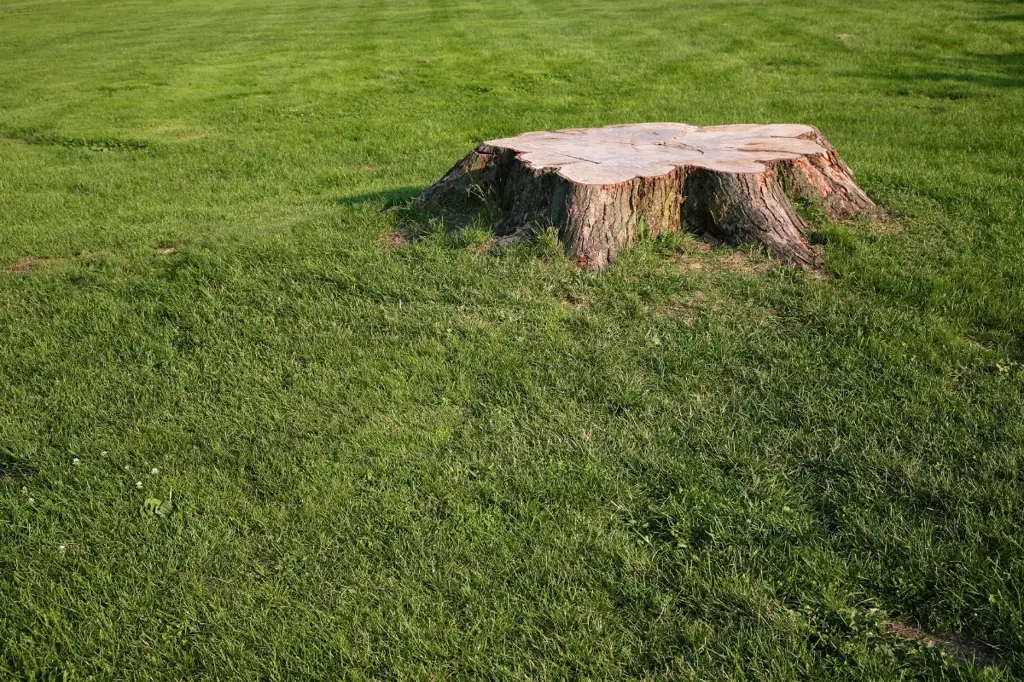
{"left": 1, "top": 0, "right": 1024, "bottom": 679}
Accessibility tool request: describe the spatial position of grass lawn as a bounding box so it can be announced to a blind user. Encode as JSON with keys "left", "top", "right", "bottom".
{"left": 2, "top": 0, "right": 1024, "bottom": 678}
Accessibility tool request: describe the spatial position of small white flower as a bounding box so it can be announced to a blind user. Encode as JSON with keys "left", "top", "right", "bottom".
{"left": 72, "top": 457, "right": 80, "bottom": 466}
{"left": 27, "top": 497, "right": 34, "bottom": 504}
{"left": 21, "top": 486, "right": 28, "bottom": 495}
{"left": 124, "top": 465, "right": 130, "bottom": 471}
{"left": 135, "top": 481, "right": 143, "bottom": 489}
{"left": 150, "top": 467, "right": 159, "bottom": 475}
{"left": 58, "top": 544, "right": 66, "bottom": 553}
{"left": 101, "top": 451, "right": 108, "bottom": 456}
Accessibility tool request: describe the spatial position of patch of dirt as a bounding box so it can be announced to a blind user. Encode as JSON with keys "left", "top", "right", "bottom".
{"left": 886, "top": 620, "right": 998, "bottom": 667}
{"left": 690, "top": 234, "right": 720, "bottom": 250}
{"left": 8, "top": 257, "right": 60, "bottom": 273}
{"left": 153, "top": 246, "right": 178, "bottom": 255}
{"left": 867, "top": 215, "right": 904, "bottom": 235}
{"left": 835, "top": 33, "right": 855, "bottom": 40}
{"left": 2, "top": 137, "right": 28, "bottom": 145}
{"left": 382, "top": 230, "right": 410, "bottom": 249}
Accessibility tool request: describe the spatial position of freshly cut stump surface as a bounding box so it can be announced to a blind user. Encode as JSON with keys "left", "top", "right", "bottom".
{"left": 418, "top": 123, "right": 876, "bottom": 269}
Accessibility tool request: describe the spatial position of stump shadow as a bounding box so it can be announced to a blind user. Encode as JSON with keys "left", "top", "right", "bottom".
{"left": 334, "top": 187, "right": 424, "bottom": 209}
{"left": 0, "top": 447, "right": 36, "bottom": 483}
{"left": 851, "top": 51, "right": 1024, "bottom": 91}
{"left": 340, "top": 186, "right": 513, "bottom": 248}
{"left": 360, "top": 183, "right": 515, "bottom": 250}
{"left": 977, "top": 12, "right": 1024, "bottom": 23}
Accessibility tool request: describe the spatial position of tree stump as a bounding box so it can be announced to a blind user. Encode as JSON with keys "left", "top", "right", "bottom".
{"left": 417, "top": 123, "right": 876, "bottom": 270}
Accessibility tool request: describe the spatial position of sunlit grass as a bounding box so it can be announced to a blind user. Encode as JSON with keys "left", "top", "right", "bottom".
{"left": 1, "top": 0, "right": 1023, "bottom": 679}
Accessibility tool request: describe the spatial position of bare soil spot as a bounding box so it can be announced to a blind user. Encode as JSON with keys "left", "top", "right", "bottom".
{"left": 2, "top": 137, "right": 28, "bottom": 145}
{"left": 382, "top": 230, "right": 410, "bottom": 249}
{"left": 557, "top": 292, "right": 589, "bottom": 310}
{"left": 835, "top": 33, "right": 855, "bottom": 40}
{"left": 153, "top": 246, "right": 178, "bottom": 255}
{"left": 886, "top": 620, "right": 998, "bottom": 667}
{"left": 8, "top": 257, "right": 60, "bottom": 273}
{"left": 673, "top": 249, "right": 771, "bottom": 276}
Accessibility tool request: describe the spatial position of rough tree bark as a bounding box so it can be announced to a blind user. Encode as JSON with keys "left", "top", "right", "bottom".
{"left": 416, "top": 123, "right": 876, "bottom": 270}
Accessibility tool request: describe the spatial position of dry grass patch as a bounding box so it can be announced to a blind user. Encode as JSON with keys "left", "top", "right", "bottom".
{"left": 673, "top": 248, "right": 773, "bottom": 276}
{"left": 382, "top": 230, "right": 410, "bottom": 248}
{"left": 886, "top": 620, "right": 999, "bottom": 667}
{"left": 557, "top": 291, "right": 589, "bottom": 310}
{"left": 7, "top": 257, "right": 60, "bottom": 274}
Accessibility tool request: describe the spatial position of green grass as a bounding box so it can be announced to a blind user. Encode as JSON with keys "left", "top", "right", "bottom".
{"left": 1, "top": 0, "right": 1023, "bottom": 679}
